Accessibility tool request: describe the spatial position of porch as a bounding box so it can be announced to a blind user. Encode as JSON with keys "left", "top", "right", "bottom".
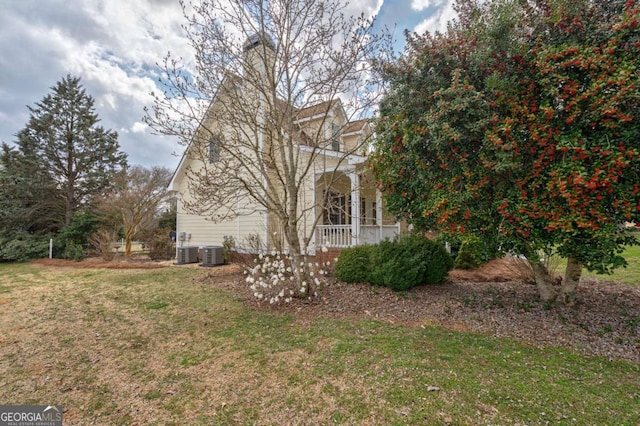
{"left": 315, "top": 224, "right": 401, "bottom": 248}
{"left": 314, "top": 166, "right": 401, "bottom": 248}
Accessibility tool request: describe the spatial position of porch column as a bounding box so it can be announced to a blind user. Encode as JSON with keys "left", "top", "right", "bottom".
{"left": 349, "top": 169, "right": 360, "bottom": 246}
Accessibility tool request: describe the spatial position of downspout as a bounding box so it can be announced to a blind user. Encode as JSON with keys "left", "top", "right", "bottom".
{"left": 237, "top": 191, "right": 241, "bottom": 248}
{"left": 311, "top": 165, "right": 317, "bottom": 254}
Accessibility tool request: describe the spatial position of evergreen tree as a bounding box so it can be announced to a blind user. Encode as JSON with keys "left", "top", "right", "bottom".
{"left": 0, "top": 143, "right": 61, "bottom": 261}
{"left": 0, "top": 142, "right": 62, "bottom": 235}
{"left": 16, "top": 75, "right": 128, "bottom": 226}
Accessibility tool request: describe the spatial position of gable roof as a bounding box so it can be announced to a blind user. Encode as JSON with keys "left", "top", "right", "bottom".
{"left": 342, "top": 119, "right": 368, "bottom": 136}
{"left": 295, "top": 99, "right": 340, "bottom": 121}
{"left": 168, "top": 80, "right": 366, "bottom": 192}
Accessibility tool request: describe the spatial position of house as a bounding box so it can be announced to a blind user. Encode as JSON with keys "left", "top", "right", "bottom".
{"left": 167, "top": 34, "right": 402, "bottom": 255}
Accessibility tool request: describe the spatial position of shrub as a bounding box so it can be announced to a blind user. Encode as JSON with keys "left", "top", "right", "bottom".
{"left": 222, "top": 235, "right": 236, "bottom": 263}
{"left": 62, "top": 241, "right": 87, "bottom": 261}
{"left": 334, "top": 245, "right": 375, "bottom": 283}
{"left": 454, "top": 234, "right": 495, "bottom": 270}
{"left": 244, "top": 250, "right": 332, "bottom": 303}
{"left": 54, "top": 211, "right": 114, "bottom": 260}
{"left": 0, "top": 233, "right": 50, "bottom": 262}
{"left": 56, "top": 211, "right": 99, "bottom": 249}
{"left": 333, "top": 235, "right": 454, "bottom": 291}
{"left": 88, "top": 228, "right": 117, "bottom": 261}
{"left": 141, "top": 227, "right": 173, "bottom": 261}
{"left": 370, "top": 239, "right": 424, "bottom": 291}
{"left": 370, "top": 239, "right": 399, "bottom": 287}
{"left": 369, "top": 234, "right": 453, "bottom": 291}
{"left": 402, "top": 233, "right": 454, "bottom": 284}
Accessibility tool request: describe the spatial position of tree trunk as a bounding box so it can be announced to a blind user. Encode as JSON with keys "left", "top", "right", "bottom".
{"left": 125, "top": 227, "right": 134, "bottom": 257}
{"left": 530, "top": 260, "right": 558, "bottom": 303}
{"left": 65, "top": 183, "right": 74, "bottom": 226}
{"left": 559, "top": 256, "right": 582, "bottom": 306}
{"left": 283, "top": 190, "right": 314, "bottom": 298}
{"left": 285, "top": 217, "right": 308, "bottom": 297}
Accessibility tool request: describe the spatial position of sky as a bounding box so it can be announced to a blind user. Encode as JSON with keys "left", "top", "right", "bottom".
{"left": 0, "top": 0, "right": 455, "bottom": 170}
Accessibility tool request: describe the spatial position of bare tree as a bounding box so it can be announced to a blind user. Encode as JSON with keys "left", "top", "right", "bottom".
{"left": 145, "top": 0, "right": 391, "bottom": 286}
{"left": 100, "top": 166, "right": 173, "bottom": 257}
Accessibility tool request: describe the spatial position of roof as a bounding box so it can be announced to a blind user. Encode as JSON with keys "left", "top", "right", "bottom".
{"left": 168, "top": 86, "right": 358, "bottom": 191}
{"left": 296, "top": 99, "right": 340, "bottom": 121}
{"left": 342, "top": 119, "right": 368, "bottom": 135}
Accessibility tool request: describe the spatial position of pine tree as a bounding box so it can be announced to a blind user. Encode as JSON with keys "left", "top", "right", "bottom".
{"left": 16, "top": 75, "right": 128, "bottom": 226}
{"left": 0, "top": 142, "right": 61, "bottom": 235}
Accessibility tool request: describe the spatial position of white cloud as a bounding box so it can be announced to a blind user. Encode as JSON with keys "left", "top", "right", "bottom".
{"left": 413, "top": 0, "right": 456, "bottom": 35}
{"left": 0, "top": 0, "right": 394, "bottom": 168}
{"left": 131, "top": 122, "right": 148, "bottom": 133}
{"left": 411, "top": 0, "right": 434, "bottom": 11}
{"left": 79, "top": 0, "right": 192, "bottom": 69}
{"left": 0, "top": 0, "right": 190, "bottom": 168}
{"left": 347, "top": 0, "right": 385, "bottom": 18}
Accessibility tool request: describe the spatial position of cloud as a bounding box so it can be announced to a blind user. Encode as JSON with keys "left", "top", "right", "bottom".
{"left": 0, "top": 0, "right": 413, "bottom": 169}
{"left": 0, "top": 0, "right": 189, "bottom": 168}
{"left": 131, "top": 122, "right": 149, "bottom": 134}
{"left": 413, "top": 0, "right": 456, "bottom": 35}
{"left": 348, "top": 0, "right": 385, "bottom": 18}
{"left": 411, "top": 0, "right": 437, "bottom": 11}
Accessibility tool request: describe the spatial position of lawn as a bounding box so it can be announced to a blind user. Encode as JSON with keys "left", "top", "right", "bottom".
{"left": 549, "top": 243, "right": 640, "bottom": 285}
{"left": 0, "top": 262, "right": 638, "bottom": 425}
{"left": 584, "top": 244, "right": 640, "bottom": 284}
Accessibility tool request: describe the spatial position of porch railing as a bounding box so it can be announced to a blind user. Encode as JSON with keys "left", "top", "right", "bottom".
{"left": 315, "top": 225, "right": 352, "bottom": 248}
{"left": 316, "top": 224, "right": 400, "bottom": 248}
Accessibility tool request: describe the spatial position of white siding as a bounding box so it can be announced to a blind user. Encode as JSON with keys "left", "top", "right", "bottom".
{"left": 174, "top": 151, "right": 267, "bottom": 250}
{"left": 176, "top": 206, "right": 267, "bottom": 250}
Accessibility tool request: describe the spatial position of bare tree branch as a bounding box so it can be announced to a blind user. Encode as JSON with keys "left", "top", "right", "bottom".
{"left": 145, "top": 0, "right": 392, "bottom": 289}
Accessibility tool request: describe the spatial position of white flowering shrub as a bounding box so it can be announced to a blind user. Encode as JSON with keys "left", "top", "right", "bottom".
{"left": 244, "top": 248, "right": 332, "bottom": 304}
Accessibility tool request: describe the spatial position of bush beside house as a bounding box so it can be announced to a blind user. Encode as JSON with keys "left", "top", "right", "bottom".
{"left": 334, "top": 245, "right": 376, "bottom": 283}
{"left": 335, "top": 234, "right": 453, "bottom": 291}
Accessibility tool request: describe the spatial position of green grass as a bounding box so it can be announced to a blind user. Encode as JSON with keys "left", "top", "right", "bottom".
{"left": 548, "top": 244, "right": 640, "bottom": 285}
{"left": 591, "top": 244, "right": 640, "bottom": 284}
{"left": 0, "top": 263, "right": 638, "bottom": 425}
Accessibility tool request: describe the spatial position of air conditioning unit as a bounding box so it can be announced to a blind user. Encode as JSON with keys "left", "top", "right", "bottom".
{"left": 202, "top": 246, "right": 224, "bottom": 267}
{"left": 177, "top": 246, "right": 199, "bottom": 264}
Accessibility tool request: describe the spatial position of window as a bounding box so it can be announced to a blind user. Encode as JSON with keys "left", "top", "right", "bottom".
{"left": 208, "top": 137, "right": 220, "bottom": 163}
{"left": 360, "top": 199, "right": 378, "bottom": 225}
{"left": 372, "top": 201, "right": 377, "bottom": 224}
{"left": 324, "top": 190, "right": 348, "bottom": 225}
{"left": 331, "top": 123, "right": 341, "bottom": 152}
